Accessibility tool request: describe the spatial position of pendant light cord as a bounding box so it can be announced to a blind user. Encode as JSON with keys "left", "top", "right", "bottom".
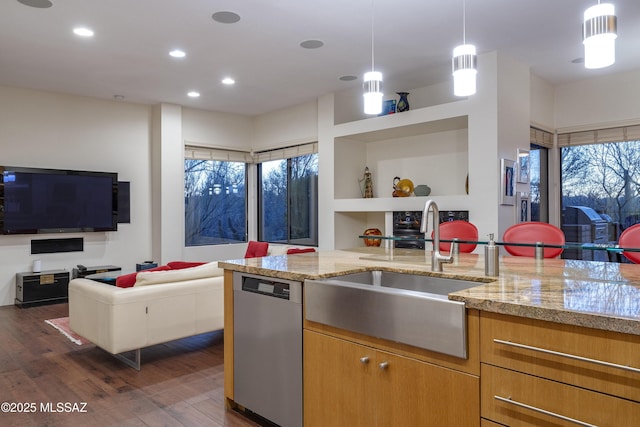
{"left": 371, "top": 0, "right": 375, "bottom": 71}
{"left": 462, "top": 0, "right": 466, "bottom": 44}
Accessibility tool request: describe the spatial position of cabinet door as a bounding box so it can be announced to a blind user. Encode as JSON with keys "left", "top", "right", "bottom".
{"left": 304, "top": 330, "right": 375, "bottom": 427}
{"left": 376, "top": 350, "right": 480, "bottom": 427}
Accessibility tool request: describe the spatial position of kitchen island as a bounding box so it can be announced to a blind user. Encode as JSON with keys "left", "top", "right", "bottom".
{"left": 220, "top": 247, "right": 640, "bottom": 426}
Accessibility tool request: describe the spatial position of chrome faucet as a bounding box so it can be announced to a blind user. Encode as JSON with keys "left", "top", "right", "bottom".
{"left": 420, "top": 199, "right": 453, "bottom": 272}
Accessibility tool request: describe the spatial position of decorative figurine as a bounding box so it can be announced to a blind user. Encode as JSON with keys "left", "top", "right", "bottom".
{"left": 359, "top": 166, "right": 374, "bottom": 198}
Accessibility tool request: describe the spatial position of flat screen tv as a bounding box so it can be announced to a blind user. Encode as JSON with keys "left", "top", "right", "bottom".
{"left": 0, "top": 166, "right": 118, "bottom": 235}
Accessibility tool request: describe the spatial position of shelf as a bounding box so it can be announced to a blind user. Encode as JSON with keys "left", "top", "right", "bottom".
{"left": 333, "top": 101, "right": 468, "bottom": 141}
{"left": 334, "top": 196, "right": 471, "bottom": 213}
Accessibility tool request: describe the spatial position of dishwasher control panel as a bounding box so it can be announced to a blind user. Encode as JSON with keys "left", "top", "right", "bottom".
{"left": 242, "top": 276, "right": 291, "bottom": 299}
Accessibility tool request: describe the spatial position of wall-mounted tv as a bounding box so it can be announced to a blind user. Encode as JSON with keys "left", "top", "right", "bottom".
{"left": 0, "top": 166, "right": 118, "bottom": 235}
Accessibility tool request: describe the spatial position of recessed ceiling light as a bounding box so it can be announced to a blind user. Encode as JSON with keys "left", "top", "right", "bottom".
{"left": 17, "top": 0, "right": 52, "bottom": 8}
{"left": 113, "top": 95, "right": 125, "bottom": 100}
{"left": 187, "top": 91, "right": 200, "bottom": 98}
{"left": 73, "top": 27, "right": 94, "bottom": 37}
{"left": 221, "top": 77, "right": 235, "bottom": 85}
{"left": 339, "top": 75, "right": 358, "bottom": 81}
{"left": 212, "top": 11, "right": 241, "bottom": 24}
{"left": 300, "top": 40, "right": 324, "bottom": 49}
{"left": 169, "top": 50, "right": 186, "bottom": 58}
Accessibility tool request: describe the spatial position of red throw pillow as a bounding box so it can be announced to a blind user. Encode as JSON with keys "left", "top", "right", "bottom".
{"left": 115, "top": 265, "right": 171, "bottom": 288}
{"left": 167, "top": 261, "right": 206, "bottom": 270}
{"left": 244, "top": 241, "right": 269, "bottom": 258}
{"left": 286, "top": 248, "right": 316, "bottom": 254}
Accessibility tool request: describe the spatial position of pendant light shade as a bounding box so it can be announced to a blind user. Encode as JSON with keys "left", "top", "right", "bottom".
{"left": 583, "top": 3, "right": 617, "bottom": 69}
{"left": 363, "top": 71, "right": 383, "bottom": 115}
{"left": 452, "top": 0, "right": 476, "bottom": 97}
{"left": 453, "top": 44, "right": 477, "bottom": 97}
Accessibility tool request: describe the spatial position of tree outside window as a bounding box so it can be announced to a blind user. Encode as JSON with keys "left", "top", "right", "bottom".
{"left": 561, "top": 141, "right": 640, "bottom": 230}
{"left": 185, "top": 159, "right": 246, "bottom": 246}
{"left": 561, "top": 140, "right": 640, "bottom": 261}
{"left": 259, "top": 154, "right": 318, "bottom": 246}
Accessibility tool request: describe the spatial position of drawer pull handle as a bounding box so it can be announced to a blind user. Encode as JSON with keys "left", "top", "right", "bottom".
{"left": 494, "top": 395, "right": 597, "bottom": 427}
{"left": 494, "top": 339, "right": 640, "bottom": 374}
{"left": 360, "top": 356, "right": 370, "bottom": 364}
{"left": 379, "top": 361, "right": 389, "bottom": 370}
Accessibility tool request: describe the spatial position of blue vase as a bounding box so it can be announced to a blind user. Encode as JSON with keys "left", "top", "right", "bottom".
{"left": 396, "top": 92, "right": 410, "bottom": 112}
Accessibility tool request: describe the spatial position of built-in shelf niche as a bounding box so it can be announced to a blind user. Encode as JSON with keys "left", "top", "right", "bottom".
{"left": 334, "top": 115, "right": 469, "bottom": 202}
{"left": 334, "top": 211, "right": 385, "bottom": 250}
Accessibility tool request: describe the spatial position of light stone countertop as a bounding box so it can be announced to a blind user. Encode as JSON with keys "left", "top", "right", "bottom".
{"left": 219, "top": 247, "right": 640, "bottom": 336}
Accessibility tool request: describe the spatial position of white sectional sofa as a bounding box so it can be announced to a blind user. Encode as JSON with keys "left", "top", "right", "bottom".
{"left": 68, "top": 261, "right": 224, "bottom": 369}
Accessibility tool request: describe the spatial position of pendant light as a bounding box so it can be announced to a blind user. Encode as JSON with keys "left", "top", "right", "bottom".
{"left": 363, "top": 0, "right": 382, "bottom": 115}
{"left": 583, "top": 1, "right": 617, "bottom": 69}
{"left": 452, "top": 0, "right": 477, "bottom": 97}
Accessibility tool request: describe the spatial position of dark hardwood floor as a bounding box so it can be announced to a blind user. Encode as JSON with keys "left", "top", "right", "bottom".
{"left": 0, "top": 302, "right": 261, "bottom": 427}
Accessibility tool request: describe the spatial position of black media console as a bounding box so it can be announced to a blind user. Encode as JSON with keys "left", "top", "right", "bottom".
{"left": 15, "top": 270, "right": 70, "bottom": 308}
{"left": 15, "top": 265, "right": 122, "bottom": 308}
{"left": 72, "top": 265, "right": 122, "bottom": 279}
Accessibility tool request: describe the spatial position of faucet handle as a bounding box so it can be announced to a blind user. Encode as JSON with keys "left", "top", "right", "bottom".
{"left": 451, "top": 238, "right": 460, "bottom": 258}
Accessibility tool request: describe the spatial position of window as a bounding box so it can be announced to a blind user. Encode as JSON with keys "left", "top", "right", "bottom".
{"left": 184, "top": 146, "right": 250, "bottom": 246}
{"left": 258, "top": 151, "right": 318, "bottom": 246}
{"left": 529, "top": 145, "right": 548, "bottom": 222}
{"left": 529, "top": 127, "right": 553, "bottom": 222}
{"left": 559, "top": 124, "right": 640, "bottom": 261}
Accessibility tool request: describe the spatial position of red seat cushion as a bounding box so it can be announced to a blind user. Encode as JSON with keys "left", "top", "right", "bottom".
{"left": 244, "top": 241, "right": 269, "bottom": 258}
{"left": 502, "top": 222, "right": 565, "bottom": 258}
{"left": 434, "top": 220, "right": 478, "bottom": 253}
{"left": 167, "top": 261, "right": 206, "bottom": 270}
{"left": 286, "top": 248, "right": 316, "bottom": 254}
{"left": 115, "top": 265, "right": 171, "bottom": 288}
{"left": 618, "top": 224, "right": 640, "bottom": 263}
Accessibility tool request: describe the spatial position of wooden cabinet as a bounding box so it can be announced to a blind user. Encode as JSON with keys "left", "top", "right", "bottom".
{"left": 480, "top": 311, "right": 640, "bottom": 426}
{"left": 304, "top": 330, "right": 479, "bottom": 427}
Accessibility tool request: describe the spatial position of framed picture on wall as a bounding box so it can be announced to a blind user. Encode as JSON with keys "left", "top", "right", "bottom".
{"left": 501, "top": 158, "right": 516, "bottom": 205}
{"left": 517, "top": 149, "right": 530, "bottom": 184}
{"left": 516, "top": 192, "right": 530, "bottom": 223}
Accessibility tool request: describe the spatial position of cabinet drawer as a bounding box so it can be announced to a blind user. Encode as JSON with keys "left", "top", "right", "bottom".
{"left": 482, "top": 364, "right": 640, "bottom": 427}
{"left": 480, "top": 311, "right": 640, "bottom": 402}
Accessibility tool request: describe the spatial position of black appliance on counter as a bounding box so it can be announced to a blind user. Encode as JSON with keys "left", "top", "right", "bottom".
{"left": 562, "top": 206, "right": 610, "bottom": 261}
{"left": 393, "top": 210, "right": 469, "bottom": 249}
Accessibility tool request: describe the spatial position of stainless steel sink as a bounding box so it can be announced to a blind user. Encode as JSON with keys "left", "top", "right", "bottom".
{"left": 327, "top": 270, "right": 480, "bottom": 296}
{"left": 304, "top": 270, "right": 485, "bottom": 359}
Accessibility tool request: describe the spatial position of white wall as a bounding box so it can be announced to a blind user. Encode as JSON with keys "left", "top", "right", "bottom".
{"left": 530, "top": 74, "right": 555, "bottom": 130}
{"left": 554, "top": 69, "right": 640, "bottom": 131}
{"left": 0, "top": 86, "right": 153, "bottom": 306}
{"left": 251, "top": 101, "right": 318, "bottom": 149}
{"left": 183, "top": 107, "right": 254, "bottom": 149}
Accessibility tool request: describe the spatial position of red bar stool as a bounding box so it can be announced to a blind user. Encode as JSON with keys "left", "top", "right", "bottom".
{"left": 618, "top": 224, "right": 640, "bottom": 263}
{"left": 502, "top": 222, "right": 565, "bottom": 258}
{"left": 435, "top": 220, "right": 479, "bottom": 253}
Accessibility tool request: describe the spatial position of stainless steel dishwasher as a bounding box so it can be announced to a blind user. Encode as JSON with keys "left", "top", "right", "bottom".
{"left": 233, "top": 271, "right": 303, "bottom": 427}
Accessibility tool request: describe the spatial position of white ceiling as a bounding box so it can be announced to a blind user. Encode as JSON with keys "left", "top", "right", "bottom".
{"left": 1, "top": 0, "right": 639, "bottom": 116}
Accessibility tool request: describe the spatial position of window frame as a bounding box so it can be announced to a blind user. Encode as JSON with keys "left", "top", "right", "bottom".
{"left": 257, "top": 151, "right": 318, "bottom": 246}
{"left": 184, "top": 146, "right": 251, "bottom": 247}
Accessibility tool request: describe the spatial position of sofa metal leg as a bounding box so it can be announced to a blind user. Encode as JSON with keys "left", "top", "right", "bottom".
{"left": 114, "top": 348, "right": 141, "bottom": 371}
